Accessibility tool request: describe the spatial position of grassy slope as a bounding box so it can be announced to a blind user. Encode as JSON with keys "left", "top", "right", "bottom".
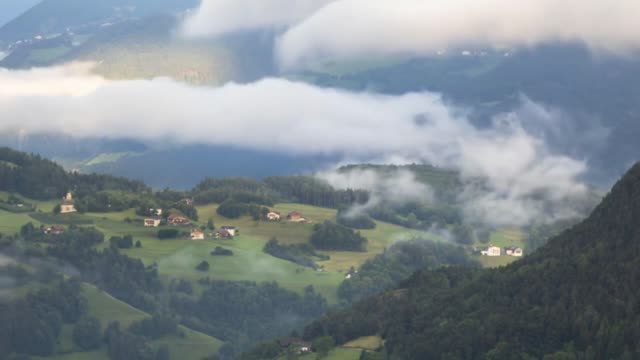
{"left": 0, "top": 210, "right": 33, "bottom": 235}
{"left": 1, "top": 194, "right": 518, "bottom": 301}
{"left": 37, "top": 202, "right": 429, "bottom": 302}
{"left": 342, "top": 336, "right": 383, "bottom": 350}
{"left": 40, "top": 284, "right": 223, "bottom": 360}
{"left": 279, "top": 348, "right": 362, "bottom": 360}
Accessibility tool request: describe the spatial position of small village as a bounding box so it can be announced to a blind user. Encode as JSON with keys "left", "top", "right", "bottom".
{"left": 46, "top": 192, "right": 525, "bottom": 261}
{"left": 43, "top": 192, "right": 313, "bottom": 243}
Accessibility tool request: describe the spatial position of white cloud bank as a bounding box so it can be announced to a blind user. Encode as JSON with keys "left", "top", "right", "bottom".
{"left": 181, "top": 0, "right": 335, "bottom": 38}
{"left": 0, "top": 63, "right": 590, "bottom": 225}
{"left": 179, "top": 0, "right": 640, "bottom": 68}
{"left": 278, "top": 0, "right": 640, "bottom": 67}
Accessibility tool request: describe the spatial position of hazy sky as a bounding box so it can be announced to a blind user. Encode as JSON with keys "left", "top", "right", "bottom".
{"left": 0, "top": 0, "right": 40, "bottom": 27}
{"left": 182, "top": 0, "right": 640, "bottom": 68}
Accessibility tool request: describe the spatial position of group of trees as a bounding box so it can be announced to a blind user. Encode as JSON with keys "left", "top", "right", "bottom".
{"left": 0, "top": 147, "right": 148, "bottom": 201}
{"left": 216, "top": 199, "right": 268, "bottom": 220}
{"left": 336, "top": 207, "right": 376, "bottom": 230}
{"left": 128, "top": 314, "right": 179, "bottom": 340}
{"left": 303, "top": 164, "right": 640, "bottom": 359}
{"left": 171, "top": 281, "right": 328, "bottom": 356}
{"left": 263, "top": 176, "right": 370, "bottom": 209}
{"left": 157, "top": 229, "right": 181, "bottom": 239}
{"left": 310, "top": 221, "right": 368, "bottom": 252}
{"left": 337, "top": 238, "right": 479, "bottom": 303}
{"left": 110, "top": 235, "right": 140, "bottom": 249}
{"left": 41, "top": 227, "right": 162, "bottom": 312}
{"left": 104, "top": 321, "right": 171, "bottom": 360}
{"left": 194, "top": 177, "right": 276, "bottom": 206}
{"left": 0, "top": 279, "right": 88, "bottom": 357}
{"left": 263, "top": 238, "right": 328, "bottom": 270}
{"left": 73, "top": 316, "right": 102, "bottom": 350}
{"left": 367, "top": 202, "right": 462, "bottom": 231}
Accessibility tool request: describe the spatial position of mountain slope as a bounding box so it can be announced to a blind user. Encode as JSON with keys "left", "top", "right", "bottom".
{"left": 0, "top": 0, "right": 198, "bottom": 43}
{"left": 303, "top": 162, "right": 640, "bottom": 359}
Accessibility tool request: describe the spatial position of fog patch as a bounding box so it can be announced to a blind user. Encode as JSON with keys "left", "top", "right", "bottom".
{"left": 318, "top": 167, "right": 434, "bottom": 217}
{"left": 181, "top": 0, "right": 335, "bottom": 38}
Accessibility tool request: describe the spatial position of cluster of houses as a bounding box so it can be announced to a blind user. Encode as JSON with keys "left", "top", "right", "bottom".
{"left": 143, "top": 209, "right": 193, "bottom": 228}
{"left": 188, "top": 226, "right": 238, "bottom": 241}
{"left": 265, "top": 210, "right": 308, "bottom": 223}
{"left": 141, "top": 204, "right": 306, "bottom": 242}
{"left": 480, "top": 245, "right": 524, "bottom": 257}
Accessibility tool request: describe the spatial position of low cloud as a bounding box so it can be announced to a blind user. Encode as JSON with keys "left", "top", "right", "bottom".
{"left": 318, "top": 168, "right": 434, "bottom": 215}
{"left": 277, "top": 0, "right": 640, "bottom": 67}
{"left": 179, "top": 1, "right": 640, "bottom": 68}
{"left": 0, "top": 63, "right": 105, "bottom": 96}
{"left": 180, "top": 0, "right": 335, "bottom": 38}
{"left": 0, "top": 63, "right": 591, "bottom": 226}
{"left": 514, "top": 96, "right": 611, "bottom": 159}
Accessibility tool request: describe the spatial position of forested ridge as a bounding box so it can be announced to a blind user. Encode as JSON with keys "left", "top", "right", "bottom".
{"left": 0, "top": 147, "right": 148, "bottom": 199}
{"left": 302, "top": 162, "right": 640, "bottom": 359}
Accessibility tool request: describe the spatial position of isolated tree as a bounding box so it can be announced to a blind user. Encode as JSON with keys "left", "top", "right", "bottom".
{"left": 196, "top": 261, "right": 210, "bottom": 272}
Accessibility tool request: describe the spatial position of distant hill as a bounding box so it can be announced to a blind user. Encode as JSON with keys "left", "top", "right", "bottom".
{"left": 0, "top": 146, "right": 148, "bottom": 200}
{"left": 0, "top": 0, "right": 198, "bottom": 44}
{"left": 302, "top": 162, "right": 640, "bottom": 359}
{"left": 0, "top": 14, "right": 276, "bottom": 85}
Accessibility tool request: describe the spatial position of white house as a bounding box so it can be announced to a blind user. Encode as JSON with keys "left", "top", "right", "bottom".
{"left": 267, "top": 211, "right": 281, "bottom": 221}
{"left": 287, "top": 211, "right": 306, "bottom": 222}
{"left": 60, "top": 192, "right": 77, "bottom": 214}
{"left": 505, "top": 247, "right": 524, "bottom": 257}
{"left": 144, "top": 218, "right": 161, "bottom": 227}
{"left": 220, "top": 226, "right": 237, "bottom": 236}
{"left": 481, "top": 246, "right": 502, "bottom": 257}
{"left": 190, "top": 229, "right": 205, "bottom": 240}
